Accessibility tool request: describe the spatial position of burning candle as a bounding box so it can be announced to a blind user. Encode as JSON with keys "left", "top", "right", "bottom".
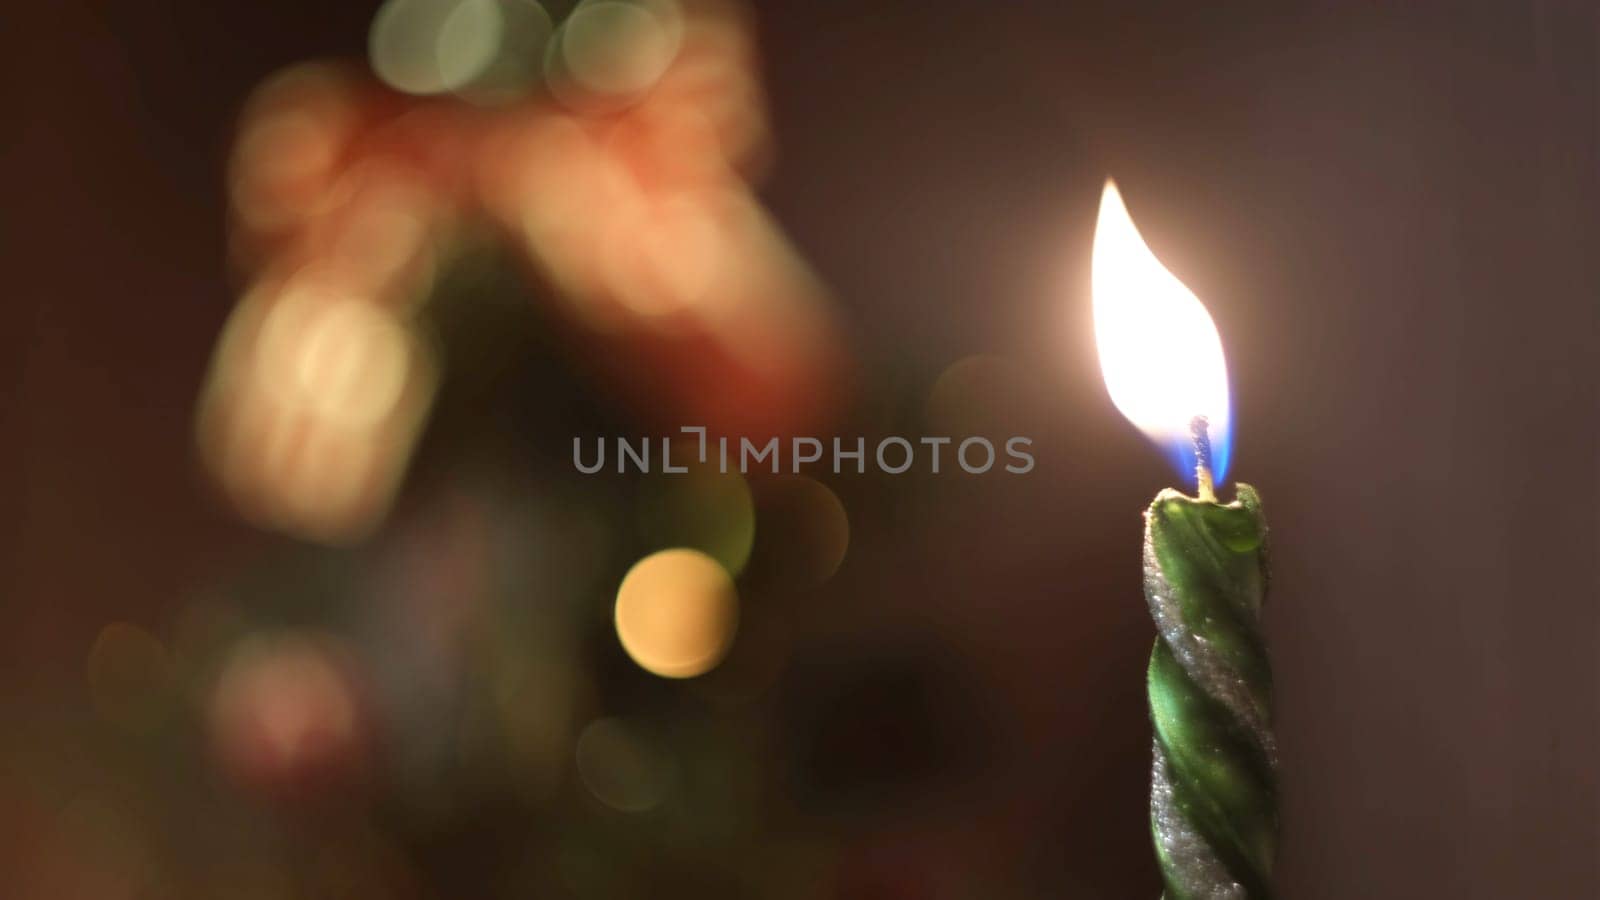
{"left": 1091, "top": 180, "right": 1277, "bottom": 899}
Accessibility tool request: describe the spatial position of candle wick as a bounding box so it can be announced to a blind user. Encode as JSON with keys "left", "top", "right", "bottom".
{"left": 1189, "top": 415, "right": 1216, "bottom": 502}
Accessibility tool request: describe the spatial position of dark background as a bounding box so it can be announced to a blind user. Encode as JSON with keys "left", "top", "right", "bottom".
{"left": 4, "top": 1, "right": 1596, "bottom": 897}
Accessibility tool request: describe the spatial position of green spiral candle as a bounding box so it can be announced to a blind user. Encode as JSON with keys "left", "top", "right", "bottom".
{"left": 1144, "top": 419, "right": 1275, "bottom": 899}
{"left": 1087, "top": 179, "right": 1277, "bottom": 897}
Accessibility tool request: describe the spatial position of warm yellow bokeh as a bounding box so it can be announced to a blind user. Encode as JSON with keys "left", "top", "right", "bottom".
{"left": 614, "top": 548, "right": 738, "bottom": 679}
{"left": 196, "top": 276, "right": 436, "bottom": 544}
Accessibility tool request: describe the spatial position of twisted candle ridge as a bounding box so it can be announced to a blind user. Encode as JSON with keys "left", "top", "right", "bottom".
{"left": 1143, "top": 484, "right": 1276, "bottom": 900}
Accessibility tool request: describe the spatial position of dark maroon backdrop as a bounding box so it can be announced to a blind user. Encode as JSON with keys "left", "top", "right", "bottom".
{"left": 4, "top": 2, "right": 1595, "bottom": 897}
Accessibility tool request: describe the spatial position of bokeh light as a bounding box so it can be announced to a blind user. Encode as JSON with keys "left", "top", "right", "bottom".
{"left": 550, "top": 0, "right": 684, "bottom": 102}
{"left": 494, "top": 653, "right": 580, "bottom": 802}
{"left": 197, "top": 275, "right": 437, "bottom": 544}
{"left": 209, "top": 632, "right": 369, "bottom": 792}
{"left": 370, "top": 0, "right": 469, "bottom": 95}
{"left": 228, "top": 64, "right": 355, "bottom": 238}
{"left": 574, "top": 717, "right": 673, "bottom": 813}
{"left": 85, "top": 623, "right": 173, "bottom": 734}
{"left": 44, "top": 792, "right": 157, "bottom": 900}
{"left": 637, "top": 449, "right": 755, "bottom": 575}
{"left": 434, "top": 0, "right": 505, "bottom": 92}
{"left": 748, "top": 476, "right": 849, "bottom": 588}
{"left": 315, "top": 163, "right": 441, "bottom": 307}
{"left": 614, "top": 548, "right": 738, "bottom": 679}
{"left": 924, "top": 353, "right": 1039, "bottom": 439}
{"left": 449, "top": 0, "right": 554, "bottom": 103}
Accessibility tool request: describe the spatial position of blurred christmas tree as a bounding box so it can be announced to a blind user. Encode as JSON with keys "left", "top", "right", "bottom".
{"left": 54, "top": 3, "right": 995, "bottom": 898}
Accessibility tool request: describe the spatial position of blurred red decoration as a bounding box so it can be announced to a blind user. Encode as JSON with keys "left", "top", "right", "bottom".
{"left": 201, "top": 0, "right": 848, "bottom": 542}
{"left": 208, "top": 632, "right": 374, "bottom": 797}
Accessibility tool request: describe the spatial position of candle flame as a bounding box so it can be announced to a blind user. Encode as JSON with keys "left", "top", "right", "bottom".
{"left": 1091, "top": 180, "right": 1231, "bottom": 485}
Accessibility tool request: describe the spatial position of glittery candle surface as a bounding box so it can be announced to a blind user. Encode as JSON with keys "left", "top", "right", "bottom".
{"left": 1143, "top": 484, "right": 1276, "bottom": 899}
